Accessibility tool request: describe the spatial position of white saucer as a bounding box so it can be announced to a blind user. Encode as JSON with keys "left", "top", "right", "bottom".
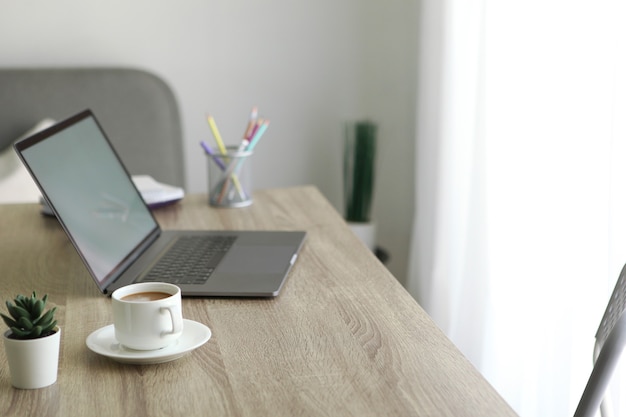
{"left": 86, "top": 319, "right": 211, "bottom": 365}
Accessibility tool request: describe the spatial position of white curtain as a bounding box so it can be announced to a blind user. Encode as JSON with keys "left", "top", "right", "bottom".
{"left": 408, "top": 1, "right": 626, "bottom": 416}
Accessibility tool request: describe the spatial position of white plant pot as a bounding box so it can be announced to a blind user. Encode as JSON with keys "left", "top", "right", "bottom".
{"left": 3, "top": 326, "right": 61, "bottom": 389}
{"left": 348, "top": 222, "right": 377, "bottom": 251}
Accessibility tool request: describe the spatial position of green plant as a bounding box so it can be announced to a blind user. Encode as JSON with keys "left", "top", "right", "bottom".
{"left": 344, "top": 120, "right": 377, "bottom": 222}
{"left": 1, "top": 292, "right": 57, "bottom": 339}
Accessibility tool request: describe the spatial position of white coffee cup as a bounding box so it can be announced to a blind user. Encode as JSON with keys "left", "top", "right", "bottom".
{"left": 111, "top": 282, "right": 184, "bottom": 350}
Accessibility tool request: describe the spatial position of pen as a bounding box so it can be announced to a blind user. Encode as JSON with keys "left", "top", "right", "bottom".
{"left": 218, "top": 139, "right": 250, "bottom": 203}
{"left": 246, "top": 118, "right": 263, "bottom": 143}
{"left": 200, "top": 141, "right": 226, "bottom": 170}
{"left": 243, "top": 106, "right": 258, "bottom": 140}
{"left": 247, "top": 120, "right": 270, "bottom": 151}
{"left": 206, "top": 114, "right": 246, "bottom": 197}
{"left": 229, "top": 120, "right": 269, "bottom": 176}
{"left": 219, "top": 120, "right": 269, "bottom": 203}
{"left": 204, "top": 109, "right": 267, "bottom": 205}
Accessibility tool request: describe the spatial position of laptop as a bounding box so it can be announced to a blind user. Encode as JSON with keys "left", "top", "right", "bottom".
{"left": 14, "top": 109, "right": 306, "bottom": 297}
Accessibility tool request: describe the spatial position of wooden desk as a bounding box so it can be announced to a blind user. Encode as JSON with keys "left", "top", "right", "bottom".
{"left": 0, "top": 186, "right": 517, "bottom": 416}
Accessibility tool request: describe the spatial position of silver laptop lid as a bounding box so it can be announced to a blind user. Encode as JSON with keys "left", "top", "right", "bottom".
{"left": 14, "top": 110, "right": 161, "bottom": 292}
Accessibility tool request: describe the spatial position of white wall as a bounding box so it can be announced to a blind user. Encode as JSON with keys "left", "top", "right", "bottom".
{"left": 0, "top": 0, "right": 417, "bottom": 284}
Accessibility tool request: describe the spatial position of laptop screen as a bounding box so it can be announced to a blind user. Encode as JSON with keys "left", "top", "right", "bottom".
{"left": 16, "top": 111, "right": 158, "bottom": 286}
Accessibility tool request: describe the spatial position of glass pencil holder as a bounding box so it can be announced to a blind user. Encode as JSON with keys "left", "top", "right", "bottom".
{"left": 207, "top": 146, "right": 253, "bottom": 208}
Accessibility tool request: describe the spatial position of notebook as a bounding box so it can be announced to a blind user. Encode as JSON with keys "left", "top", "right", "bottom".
{"left": 14, "top": 109, "right": 306, "bottom": 297}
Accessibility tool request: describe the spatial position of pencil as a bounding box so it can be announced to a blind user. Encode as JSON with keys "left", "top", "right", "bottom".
{"left": 206, "top": 114, "right": 246, "bottom": 201}
{"left": 243, "top": 106, "right": 258, "bottom": 140}
{"left": 217, "top": 139, "right": 250, "bottom": 204}
{"left": 206, "top": 115, "right": 227, "bottom": 155}
{"left": 247, "top": 120, "right": 270, "bottom": 151}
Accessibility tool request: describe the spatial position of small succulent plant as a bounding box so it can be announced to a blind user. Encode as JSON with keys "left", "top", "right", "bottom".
{"left": 1, "top": 292, "right": 58, "bottom": 339}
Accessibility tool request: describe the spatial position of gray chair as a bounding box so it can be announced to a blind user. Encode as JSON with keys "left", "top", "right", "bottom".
{"left": 575, "top": 264, "right": 626, "bottom": 417}
{"left": 0, "top": 67, "right": 184, "bottom": 187}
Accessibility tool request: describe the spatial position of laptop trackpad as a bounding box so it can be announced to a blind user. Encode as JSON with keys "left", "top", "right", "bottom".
{"left": 217, "top": 246, "right": 295, "bottom": 275}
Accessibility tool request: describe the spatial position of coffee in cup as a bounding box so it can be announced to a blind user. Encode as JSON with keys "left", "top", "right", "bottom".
{"left": 111, "top": 282, "right": 183, "bottom": 350}
{"left": 121, "top": 291, "right": 171, "bottom": 302}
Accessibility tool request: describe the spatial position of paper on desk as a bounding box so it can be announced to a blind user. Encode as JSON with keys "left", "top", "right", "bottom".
{"left": 131, "top": 175, "right": 185, "bottom": 207}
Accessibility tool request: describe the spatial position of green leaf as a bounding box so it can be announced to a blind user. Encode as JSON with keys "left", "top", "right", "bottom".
{"left": 14, "top": 296, "right": 28, "bottom": 310}
{"left": 0, "top": 313, "right": 18, "bottom": 329}
{"left": 6, "top": 302, "right": 31, "bottom": 321}
{"left": 30, "top": 326, "right": 43, "bottom": 338}
{"left": 31, "top": 299, "right": 44, "bottom": 319}
{"left": 10, "top": 327, "right": 31, "bottom": 338}
{"left": 45, "top": 320, "right": 58, "bottom": 333}
{"left": 17, "top": 316, "right": 33, "bottom": 330}
{"left": 34, "top": 316, "right": 53, "bottom": 330}
{"left": 344, "top": 121, "right": 377, "bottom": 222}
{"left": 33, "top": 307, "right": 56, "bottom": 326}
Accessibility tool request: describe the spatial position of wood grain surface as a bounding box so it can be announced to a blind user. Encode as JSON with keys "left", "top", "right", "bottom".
{"left": 0, "top": 186, "right": 517, "bottom": 416}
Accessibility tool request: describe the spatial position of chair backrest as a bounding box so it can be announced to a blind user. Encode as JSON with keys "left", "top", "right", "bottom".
{"left": 0, "top": 67, "right": 185, "bottom": 187}
{"left": 575, "top": 264, "right": 626, "bottom": 417}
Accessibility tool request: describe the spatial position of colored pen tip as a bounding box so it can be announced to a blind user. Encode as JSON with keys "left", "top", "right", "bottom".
{"left": 244, "top": 108, "right": 260, "bottom": 139}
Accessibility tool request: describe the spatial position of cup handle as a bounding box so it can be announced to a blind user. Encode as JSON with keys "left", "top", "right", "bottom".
{"left": 160, "top": 306, "right": 183, "bottom": 336}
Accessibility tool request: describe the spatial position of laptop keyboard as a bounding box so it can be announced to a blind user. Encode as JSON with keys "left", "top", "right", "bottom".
{"left": 140, "top": 235, "right": 236, "bottom": 285}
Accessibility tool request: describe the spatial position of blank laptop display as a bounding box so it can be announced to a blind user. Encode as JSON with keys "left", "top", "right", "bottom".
{"left": 14, "top": 109, "right": 306, "bottom": 297}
